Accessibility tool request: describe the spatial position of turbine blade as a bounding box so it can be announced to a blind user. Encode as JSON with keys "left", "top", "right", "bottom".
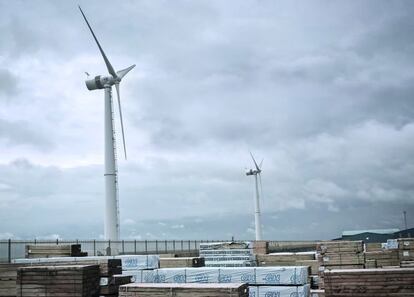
{"left": 117, "top": 64, "right": 136, "bottom": 80}
{"left": 115, "top": 83, "right": 127, "bottom": 160}
{"left": 259, "top": 158, "right": 264, "bottom": 169}
{"left": 79, "top": 6, "right": 117, "bottom": 78}
{"left": 250, "top": 151, "right": 260, "bottom": 171}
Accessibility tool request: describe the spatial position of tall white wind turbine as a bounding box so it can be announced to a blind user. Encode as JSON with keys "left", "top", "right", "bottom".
{"left": 79, "top": 6, "right": 135, "bottom": 241}
{"left": 246, "top": 152, "right": 264, "bottom": 240}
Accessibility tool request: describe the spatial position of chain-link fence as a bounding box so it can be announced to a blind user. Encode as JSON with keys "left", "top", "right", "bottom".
{"left": 0, "top": 239, "right": 223, "bottom": 263}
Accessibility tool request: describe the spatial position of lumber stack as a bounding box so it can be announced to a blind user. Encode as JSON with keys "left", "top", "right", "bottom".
{"left": 364, "top": 250, "right": 399, "bottom": 268}
{"left": 134, "top": 266, "right": 310, "bottom": 297}
{"left": 0, "top": 264, "right": 22, "bottom": 297}
{"left": 119, "top": 283, "right": 249, "bottom": 297}
{"left": 324, "top": 267, "right": 414, "bottom": 297}
{"left": 316, "top": 241, "right": 364, "bottom": 290}
{"left": 365, "top": 242, "right": 384, "bottom": 252}
{"left": 257, "top": 253, "right": 317, "bottom": 273}
{"left": 14, "top": 257, "right": 122, "bottom": 276}
{"left": 7, "top": 258, "right": 123, "bottom": 297}
{"left": 100, "top": 274, "right": 133, "bottom": 296}
{"left": 160, "top": 257, "right": 204, "bottom": 268}
{"left": 253, "top": 241, "right": 268, "bottom": 255}
{"left": 398, "top": 238, "right": 414, "bottom": 261}
{"left": 16, "top": 265, "right": 100, "bottom": 297}
{"left": 25, "top": 244, "right": 86, "bottom": 258}
{"left": 199, "top": 242, "right": 256, "bottom": 267}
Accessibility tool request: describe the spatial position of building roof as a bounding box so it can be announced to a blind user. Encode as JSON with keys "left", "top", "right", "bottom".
{"left": 342, "top": 228, "right": 400, "bottom": 236}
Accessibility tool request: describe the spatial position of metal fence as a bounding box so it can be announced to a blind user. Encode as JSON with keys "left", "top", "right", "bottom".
{"left": 0, "top": 239, "right": 224, "bottom": 263}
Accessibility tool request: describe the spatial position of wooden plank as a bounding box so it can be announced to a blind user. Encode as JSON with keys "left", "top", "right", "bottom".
{"left": 119, "top": 283, "right": 249, "bottom": 297}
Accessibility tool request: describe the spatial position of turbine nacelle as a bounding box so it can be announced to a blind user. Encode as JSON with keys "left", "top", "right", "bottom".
{"left": 85, "top": 75, "right": 118, "bottom": 90}
{"left": 246, "top": 168, "right": 261, "bottom": 176}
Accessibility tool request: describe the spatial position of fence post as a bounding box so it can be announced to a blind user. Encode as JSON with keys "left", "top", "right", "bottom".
{"left": 155, "top": 240, "right": 158, "bottom": 254}
{"left": 8, "top": 239, "right": 11, "bottom": 263}
{"left": 188, "top": 240, "right": 190, "bottom": 251}
{"left": 164, "top": 240, "right": 167, "bottom": 253}
{"left": 173, "top": 240, "right": 176, "bottom": 253}
{"left": 122, "top": 240, "right": 125, "bottom": 254}
{"left": 134, "top": 240, "right": 137, "bottom": 254}
{"left": 93, "top": 240, "right": 96, "bottom": 256}
{"left": 181, "top": 240, "right": 183, "bottom": 251}
{"left": 56, "top": 238, "right": 59, "bottom": 245}
{"left": 145, "top": 240, "right": 148, "bottom": 255}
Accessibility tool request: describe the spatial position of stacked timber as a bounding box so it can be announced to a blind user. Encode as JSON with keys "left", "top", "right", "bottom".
{"left": 398, "top": 238, "right": 414, "bottom": 261}
{"left": 160, "top": 257, "right": 204, "bottom": 268}
{"left": 16, "top": 265, "right": 100, "bottom": 297}
{"left": 8, "top": 258, "right": 123, "bottom": 297}
{"left": 257, "top": 252, "right": 317, "bottom": 273}
{"left": 25, "top": 244, "right": 86, "bottom": 258}
{"left": 0, "top": 264, "right": 22, "bottom": 297}
{"left": 199, "top": 242, "right": 256, "bottom": 267}
{"left": 365, "top": 242, "right": 384, "bottom": 252}
{"left": 119, "top": 283, "right": 249, "bottom": 297}
{"left": 316, "top": 241, "right": 364, "bottom": 289}
{"left": 324, "top": 267, "right": 414, "bottom": 297}
{"left": 133, "top": 266, "right": 310, "bottom": 297}
{"left": 253, "top": 241, "right": 268, "bottom": 255}
{"left": 365, "top": 250, "right": 399, "bottom": 268}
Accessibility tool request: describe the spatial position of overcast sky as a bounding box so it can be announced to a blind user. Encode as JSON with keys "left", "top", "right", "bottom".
{"left": 0, "top": 0, "right": 413, "bottom": 241}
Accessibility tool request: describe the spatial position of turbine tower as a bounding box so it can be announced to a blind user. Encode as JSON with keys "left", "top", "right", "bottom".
{"left": 246, "top": 152, "right": 264, "bottom": 241}
{"left": 79, "top": 6, "right": 135, "bottom": 241}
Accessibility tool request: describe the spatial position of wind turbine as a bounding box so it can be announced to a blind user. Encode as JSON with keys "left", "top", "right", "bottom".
{"left": 245, "top": 152, "right": 264, "bottom": 241}
{"left": 79, "top": 6, "right": 135, "bottom": 241}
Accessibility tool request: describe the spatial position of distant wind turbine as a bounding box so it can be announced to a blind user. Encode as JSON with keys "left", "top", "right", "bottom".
{"left": 246, "top": 152, "right": 264, "bottom": 240}
{"left": 79, "top": 6, "right": 135, "bottom": 241}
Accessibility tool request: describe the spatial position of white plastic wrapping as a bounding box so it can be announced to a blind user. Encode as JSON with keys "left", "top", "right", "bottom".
{"left": 256, "top": 285, "right": 310, "bottom": 297}
{"left": 140, "top": 266, "right": 308, "bottom": 286}
{"left": 12, "top": 254, "right": 159, "bottom": 270}
{"left": 116, "top": 255, "right": 159, "bottom": 270}
{"left": 218, "top": 267, "right": 256, "bottom": 284}
{"left": 249, "top": 286, "right": 259, "bottom": 297}
{"left": 185, "top": 268, "right": 220, "bottom": 283}
{"left": 255, "top": 267, "right": 308, "bottom": 285}
{"left": 156, "top": 268, "right": 187, "bottom": 283}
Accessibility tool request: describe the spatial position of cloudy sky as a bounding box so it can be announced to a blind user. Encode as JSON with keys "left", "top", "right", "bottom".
{"left": 0, "top": 0, "right": 413, "bottom": 241}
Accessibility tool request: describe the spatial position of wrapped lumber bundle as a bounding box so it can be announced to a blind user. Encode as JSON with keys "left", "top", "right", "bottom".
{"left": 134, "top": 266, "right": 309, "bottom": 286}
{"left": 16, "top": 265, "right": 100, "bottom": 297}
{"left": 365, "top": 250, "right": 399, "bottom": 267}
{"left": 257, "top": 253, "right": 317, "bottom": 274}
{"left": 324, "top": 267, "right": 414, "bottom": 297}
{"left": 398, "top": 238, "right": 414, "bottom": 261}
{"left": 199, "top": 242, "right": 256, "bottom": 267}
{"left": 25, "top": 244, "right": 85, "bottom": 258}
{"left": 316, "top": 241, "right": 364, "bottom": 289}
{"left": 119, "top": 283, "right": 249, "bottom": 297}
{"left": 160, "top": 257, "right": 204, "bottom": 268}
{"left": 13, "top": 257, "right": 122, "bottom": 276}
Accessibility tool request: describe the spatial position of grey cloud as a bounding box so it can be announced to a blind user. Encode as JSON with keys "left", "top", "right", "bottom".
{"left": 0, "top": 69, "right": 18, "bottom": 97}
{"left": 0, "top": 118, "right": 54, "bottom": 149}
{"left": 1, "top": 0, "right": 414, "bottom": 240}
